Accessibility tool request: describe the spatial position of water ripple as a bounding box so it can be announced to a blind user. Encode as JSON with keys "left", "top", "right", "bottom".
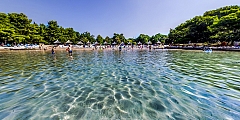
{"left": 0, "top": 50, "right": 239, "bottom": 119}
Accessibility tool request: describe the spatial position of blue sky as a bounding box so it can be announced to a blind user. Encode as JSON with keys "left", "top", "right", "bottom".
{"left": 0, "top": 0, "right": 239, "bottom": 38}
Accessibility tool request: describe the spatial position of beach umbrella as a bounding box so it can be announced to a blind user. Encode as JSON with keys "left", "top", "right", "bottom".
{"left": 77, "top": 41, "right": 83, "bottom": 45}
{"left": 104, "top": 41, "right": 108, "bottom": 45}
{"left": 148, "top": 41, "right": 152, "bottom": 45}
{"left": 54, "top": 40, "right": 61, "bottom": 44}
{"left": 156, "top": 41, "right": 161, "bottom": 46}
{"left": 95, "top": 42, "right": 99, "bottom": 45}
{"left": 128, "top": 42, "right": 131, "bottom": 45}
{"left": 138, "top": 41, "right": 142, "bottom": 45}
{"left": 112, "top": 42, "right": 117, "bottom": 45}
{"left": 66, "top": 40, "right": 72, "bottom": 44}
{"left": 86, "top": 41, "right": 90, "bottom": 47}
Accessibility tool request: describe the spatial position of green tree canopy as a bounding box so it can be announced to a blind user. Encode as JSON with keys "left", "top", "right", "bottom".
{"left": 96, "top": 35, "right": 104, "bottom": 44}
{"left": 168, "top": 5, "right": 240, "bottom": 44}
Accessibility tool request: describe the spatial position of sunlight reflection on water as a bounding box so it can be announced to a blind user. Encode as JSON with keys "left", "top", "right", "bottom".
{"left": 0, "top": 50, "right": 239, "bottom": 119}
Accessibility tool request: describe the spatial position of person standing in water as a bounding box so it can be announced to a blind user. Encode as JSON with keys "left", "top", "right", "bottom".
{"left": 51, "top": 47, "right": 55, "bottom": 54}
{"left": 68, "top": 44, "right": 72, "bottom": 56}
{"left": 119, "top": 45, "right": 122, "bottom": 51}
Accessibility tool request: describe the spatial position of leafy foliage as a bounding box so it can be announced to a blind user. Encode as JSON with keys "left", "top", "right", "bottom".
{"left": 0, "top": 13, "right": 167, "bottom": 45}
{"left": 168, "top": 5, "right": 240, "bottom": 44}
{"left": 0, "top": 13, "right": 94, "bottom": 45}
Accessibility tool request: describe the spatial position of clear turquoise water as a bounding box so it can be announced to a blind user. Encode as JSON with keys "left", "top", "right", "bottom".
{"left": 0, "top": 50, "right": 239, "bottom": 120}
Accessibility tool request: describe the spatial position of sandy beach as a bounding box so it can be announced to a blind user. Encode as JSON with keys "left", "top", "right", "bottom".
{"left": 1, "top": 46, "right": 240, "bottom": 52}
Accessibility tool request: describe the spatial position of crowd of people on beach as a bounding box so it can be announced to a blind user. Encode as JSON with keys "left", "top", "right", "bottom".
{"left": 49, "top": 44, "right": 157, "bottom": 57}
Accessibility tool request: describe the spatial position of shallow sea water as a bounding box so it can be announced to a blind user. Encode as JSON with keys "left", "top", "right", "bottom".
{"left": 0, "top": 49, "right": 239, "bottom": 120}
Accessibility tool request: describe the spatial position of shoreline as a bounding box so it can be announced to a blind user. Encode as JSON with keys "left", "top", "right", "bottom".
{"left": 1, "top": 47, "right": 240, "bottom": 52}
{"left": 165, "top": 47, "right": 240, "bottom": 52}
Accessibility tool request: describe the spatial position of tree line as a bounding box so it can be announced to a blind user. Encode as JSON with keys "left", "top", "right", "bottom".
{"left": 0, "top": 13, "right": 167, "bottom": 46}
{"left": 168, "top": 5, "right": 240, "bottom": 44}
{"left": 1, "top": 5, "right": 239, "bottom": 46}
